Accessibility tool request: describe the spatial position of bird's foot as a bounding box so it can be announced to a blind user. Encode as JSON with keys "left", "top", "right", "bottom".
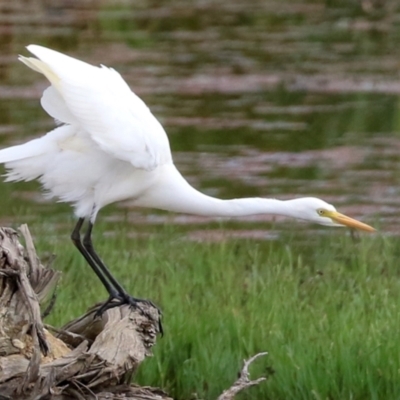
{"left": 95, "top": 292, "right": 163, "bottom": 335}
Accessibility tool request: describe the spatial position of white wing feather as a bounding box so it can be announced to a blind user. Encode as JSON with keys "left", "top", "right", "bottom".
{"left": 20, "top": 45, "right": 172, "bottom": 170}
{"left": 41, "top": 86, "right": 79, "bottom": 125}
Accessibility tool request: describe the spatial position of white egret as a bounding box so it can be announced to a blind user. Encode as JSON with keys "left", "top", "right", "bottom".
{"left": 0, "top": 45, "right": 375, "bottom": 324}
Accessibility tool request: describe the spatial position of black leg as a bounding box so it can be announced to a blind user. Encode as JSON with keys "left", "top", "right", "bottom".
{"left": 81, "top": 221, "right": 163, "bottom": 334}
{"left": 71, "top": 218, "right": 118, "bottom": 298}
{"left": 82, "top": 221, "right": 130, "bottom": 298}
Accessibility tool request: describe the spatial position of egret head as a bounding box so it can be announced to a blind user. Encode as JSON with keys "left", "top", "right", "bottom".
{"left": 290, "top": 197, "right": 375, "bottom": 232}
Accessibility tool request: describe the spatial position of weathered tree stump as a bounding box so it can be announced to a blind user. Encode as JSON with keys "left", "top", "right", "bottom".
{"left": 0, "top": 225, "right": 165, "bottom": 400}
{"left": 0, "top": 225, "right": 268, "bottom": 400}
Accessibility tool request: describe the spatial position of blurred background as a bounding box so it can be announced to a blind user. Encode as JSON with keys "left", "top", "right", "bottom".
{"left": 1, "top": 1, "right": 400, "bottom": 398}
{"left": 0, "top": 0, "right": 399, "bottom": 238}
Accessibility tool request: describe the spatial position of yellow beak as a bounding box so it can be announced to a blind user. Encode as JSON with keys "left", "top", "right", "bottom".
{"left": 326, "top": 211, "right": 376, "bottom": 232}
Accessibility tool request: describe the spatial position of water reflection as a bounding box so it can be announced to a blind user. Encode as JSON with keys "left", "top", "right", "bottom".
{"left": 0, "top": 0, "right": 399, "bottom": 239}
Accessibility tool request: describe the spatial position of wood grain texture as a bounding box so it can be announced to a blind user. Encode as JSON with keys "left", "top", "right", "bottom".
{"left": 0, "top": 225, "right": 167, "bottom": 400}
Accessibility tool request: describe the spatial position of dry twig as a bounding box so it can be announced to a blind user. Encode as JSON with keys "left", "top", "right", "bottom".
{"left": 217, "top": 352, "right": 269, "bottom": 400}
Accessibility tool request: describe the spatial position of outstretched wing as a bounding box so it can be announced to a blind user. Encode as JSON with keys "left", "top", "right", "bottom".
{"left": 19, "top": 45, "right": 172, "bottom": 170}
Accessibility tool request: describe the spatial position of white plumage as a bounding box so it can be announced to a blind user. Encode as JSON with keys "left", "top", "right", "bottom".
{"left": 0, "top": 45, "right": 376, "bottom": 231}
{"left": 0, "top": 46, "right": 374, "bottom": 321}
{"left": 3, "top": 45, "right": 174, "bottom": 220}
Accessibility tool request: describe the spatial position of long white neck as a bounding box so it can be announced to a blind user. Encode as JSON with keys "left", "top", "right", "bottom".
{"left": 135, "top": 165, "right": 304, "bottom": 220}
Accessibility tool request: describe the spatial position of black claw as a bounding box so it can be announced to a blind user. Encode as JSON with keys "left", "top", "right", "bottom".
{"left": 94, "top": 293, "right": 163, "bottom": 335}
{"left": 94, "top": 292, "right": 123, "bottom": 318}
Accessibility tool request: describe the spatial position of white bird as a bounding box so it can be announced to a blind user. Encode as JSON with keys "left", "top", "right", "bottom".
{"left": 0, "top": 45, "right": 375, "bottom": 323}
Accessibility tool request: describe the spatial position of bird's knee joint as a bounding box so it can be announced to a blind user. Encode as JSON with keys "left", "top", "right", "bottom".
{"left": 71, "top": 232, "right": 80, "bottom": 243}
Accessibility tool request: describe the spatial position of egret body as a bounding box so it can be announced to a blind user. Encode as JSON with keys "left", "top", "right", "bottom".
{"left": 0, "top": 46, "right": 375, "bottom": 321}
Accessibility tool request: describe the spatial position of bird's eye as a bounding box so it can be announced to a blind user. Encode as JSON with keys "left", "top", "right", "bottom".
{"left": 317, "top": 209, "right": 325, "bottom": 216}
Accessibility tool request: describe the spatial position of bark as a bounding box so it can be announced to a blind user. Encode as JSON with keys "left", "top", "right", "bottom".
{"left": 0, "top": 224, "right": 267, "bottom": 400}
{"left": 0, "top": 225, "right": 166, "bottom": 400}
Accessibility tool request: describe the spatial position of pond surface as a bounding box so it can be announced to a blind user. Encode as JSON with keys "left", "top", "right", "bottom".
{"left": 0, "top": 0, "right": 400, "bottom": 240}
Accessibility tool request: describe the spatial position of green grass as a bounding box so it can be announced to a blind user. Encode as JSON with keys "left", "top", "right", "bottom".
{"left": 26, "top": 218, "right": 400, "bottom": 400}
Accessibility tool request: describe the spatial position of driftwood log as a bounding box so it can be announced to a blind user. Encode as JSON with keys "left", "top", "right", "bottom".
{"left": 0, "top": 225, "right": 268, "bottom": 399}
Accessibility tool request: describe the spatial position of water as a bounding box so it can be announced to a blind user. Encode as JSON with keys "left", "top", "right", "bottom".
{"left": 0, "top": 0, "right": 399, "bottom": 240}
